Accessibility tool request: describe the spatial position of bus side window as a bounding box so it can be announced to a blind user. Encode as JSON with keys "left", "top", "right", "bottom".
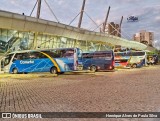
{"left": 62, "top": 50, "right": 74, "bottom": 58}
{"left": 21, "top": 53, "right": 30, "bottom": 60}
{"left": 53, "top": 51, "right": 61, "bottom": 58}
{"left": 59, "top": 50, "right": 67, "bottom": 58}
{"left": 50, "top": 51, "right": 60, "bottom": 58}
{"left": 13, "top": 53, "right": 23, "bottom": 61}
{"left": 42, "top": 51, "right": 60, "bottom": 58}
{"left": 82, "top": 53, "right": 93, "bottom": 58}
{"left": 93, "top": 53, "right": 106, "bottom": 59}
{"left": 88, "top": 53, "right": 93, "bottom": 58}
{"left": 29, "top": 52, "right": 40, "bottom": 59}
{"left": 52, "top": 50, "right": 63, "bottom": 58}
{"left": 39, "top": 51, "right": 48, "bottom": 58}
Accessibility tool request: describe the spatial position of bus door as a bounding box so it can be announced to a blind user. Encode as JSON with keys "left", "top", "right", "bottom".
{"left": 76, "top": 48, "right": 83, "bottom": 70}
{"left": 3, "top": 54, "right": 14, "bottom": 73}
{"left": 62, "top": 48, "right": 83, "bottom": 71}
{"left": 82, "top": 53, "right": 93, "bottom": 70}
{"left": 74, "top": 48, "right": 78, "bottom": 70}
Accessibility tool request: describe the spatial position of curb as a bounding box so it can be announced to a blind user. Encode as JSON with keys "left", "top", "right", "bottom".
{"left": 64, "top": 70, "right": 95, "bottom": 75}
{"left": 0, "top": 73, "right": 57, "bottom": 78}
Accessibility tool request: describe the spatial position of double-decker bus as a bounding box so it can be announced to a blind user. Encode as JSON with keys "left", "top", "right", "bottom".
{"left": 0, "top": 48, "right": 83, "bottom": 74}
{"left": 81, "top": 50, "right": 114, "bottom": 71}
{"left": 114, "top": 51, "right": 147, "bottom": 68}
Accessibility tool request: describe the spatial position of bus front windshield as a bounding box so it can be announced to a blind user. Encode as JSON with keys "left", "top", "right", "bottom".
{"left": 45, "top": 49, "right": 75, "bottom": 58}
{"left": 4, "top": 54, "right": 13, "bottom": 66}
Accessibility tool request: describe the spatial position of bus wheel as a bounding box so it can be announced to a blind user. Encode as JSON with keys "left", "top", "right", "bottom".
{"left": 50, "top": 67, "right": 57, "bottom": 74}
{"left": 132, "top": 64, "right": 137, "bottom": 68}
{"left": 90, "top": 66, "right": 97, "bottom": 72}
{"left": 13, "top": 68, "right": 18, "bottom": 74}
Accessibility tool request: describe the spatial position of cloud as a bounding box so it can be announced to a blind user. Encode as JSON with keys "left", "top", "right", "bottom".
{"left": 116, "top": 0, "right": 141, "bottom": 3}
{"left": 57, "top": 0, "right": 65, "bottom": 5}
{"left": 95, "top": 19, "right": 103, "bottom": 25}
{"left": 10, "top": 0, "right": 17, "bottom": 5}
{"left": 118, "top": 2, "right": 160, "bottom": 42}
{"left": 155, "top": 16, "right": 160, "bottom": 23}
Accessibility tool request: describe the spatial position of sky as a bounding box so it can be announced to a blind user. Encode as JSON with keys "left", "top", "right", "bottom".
{"left": 0, "top": 0, "right": 160, "bottom": 49}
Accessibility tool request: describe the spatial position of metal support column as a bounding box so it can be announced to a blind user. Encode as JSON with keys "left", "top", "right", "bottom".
{"left": 118, "top": 16, "right": 123, "bottom": 37}
{"left": 34, "top": 0, "right": 41, "bottom": 49}
{"left": 103, "top": 6, "right": 110, "bottom": 32}
{"left": 36, "top": 0, "right": 41, "bottom": 19}
{"left": 78, "top": 0, "right": 86, "bottom": 28}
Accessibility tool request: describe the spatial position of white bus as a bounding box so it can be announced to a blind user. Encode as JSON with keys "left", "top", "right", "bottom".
{"left": 0, "top": 48, "right": 83, "bottom": 74}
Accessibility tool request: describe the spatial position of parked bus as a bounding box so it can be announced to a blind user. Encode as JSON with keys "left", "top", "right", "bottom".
{"left": 81, "top": 50, "right": 114, "bottom": 71}
{"left": 147, "top": 54, "right": 159, "bottom": 65}
{"left": 114, "top": 51, "right": 147, "bottom": 68}
{"left": 114, "top": 52, "right": 130, "bottom": 68}
{"left": 0, "top": 48, "right": 83, "bottom": 74}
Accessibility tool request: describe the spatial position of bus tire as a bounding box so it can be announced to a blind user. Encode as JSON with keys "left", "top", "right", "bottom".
{"left": 90, "top": 65, "right": 97, "bottom": 72}
{"left": 13, "top": 68, "right": 18, "bottom": 74}
{"left": 132, "top": 64, "right": 137, "bottom": 68}
{"left": 50, "top": 67, "right": 57, "bottom": 74}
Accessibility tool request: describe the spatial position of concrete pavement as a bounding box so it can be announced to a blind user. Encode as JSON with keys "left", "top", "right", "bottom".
{"left": 0, "top": 65, "right": 160, "bottom": 121}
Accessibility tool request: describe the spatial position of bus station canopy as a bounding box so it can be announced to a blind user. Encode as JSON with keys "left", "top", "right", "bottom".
{"left": 0, "top": 10, "right": 147, "bottom": 50}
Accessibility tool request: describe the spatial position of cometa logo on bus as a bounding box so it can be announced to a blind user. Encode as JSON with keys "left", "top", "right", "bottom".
{"left": 20, "top": 60, "right": 34, "bottom": 64}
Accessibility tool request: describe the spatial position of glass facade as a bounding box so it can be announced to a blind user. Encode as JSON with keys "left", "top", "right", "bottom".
{"left": 0, "top": 28, "right": 113, "bottom": 53}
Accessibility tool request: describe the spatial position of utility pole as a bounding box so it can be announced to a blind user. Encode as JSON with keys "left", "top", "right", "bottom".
{"left": 36, "top": 0, "right": 41, "bottom": 19}
{"left": 103, "top": 6, "right": 110, "bottom": 33}
{"left": 78, "top": 0, "right": 86, "bottom": 28}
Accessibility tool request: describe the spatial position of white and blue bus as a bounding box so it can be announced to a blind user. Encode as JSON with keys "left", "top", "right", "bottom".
{"left": 0, "top": 48, "right": 83, "bottom": 74}
{"left": 115, "top": 51, "right": 147, "bottom": 68}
